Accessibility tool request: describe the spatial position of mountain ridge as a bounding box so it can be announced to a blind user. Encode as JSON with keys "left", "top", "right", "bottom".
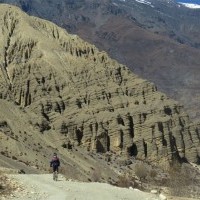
{"left": 0, "top": 4, "right": 199, "bottom": 183}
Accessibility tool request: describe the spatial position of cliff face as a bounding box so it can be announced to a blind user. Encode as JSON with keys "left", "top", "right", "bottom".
{"left": 0, "top": 4, "right": 199, "bottom": 169}
{"left": 1, "top": 0, "right": 200, "bottom": 122}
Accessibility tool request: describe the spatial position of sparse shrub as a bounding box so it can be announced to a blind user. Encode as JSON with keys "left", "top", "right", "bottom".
{"left": 105, "top": 154, "right": 111, "bottom": 162}
{"left": 28, "top": 120, "right": 33, "bottom": 125}
{"left": 12, "top": 156, "right": 17, "bottom": 160}
{"left": 0, "top": 170, "right": 14, "bottom": 194}
{"left": 134, "top": 100, "right": 139, "bottom": 105}
{"left": 166, "top": 163, "right": 199, "bottom": 198}
{"left": 18, "top": 169, "right": 25, "bottom": 174}
{"left": 134, "top": 163, "right": 148, "bottom": 181}
{"left": 62, "top": 143, "right": 67, "bottom": 148}
{"left": 116, "top": 174, "right": 133, "bottom": 188}
{"left": 37, "top": 119, "right": 51, "bottom": 132}
{"left": 91, "top": 167, "right": 101, "bottom": 182}
{"left": 15, "top": 135, "right": 19, "bottom": 141}
{"left": 149, "top": 169, "right": 157, "bottom": 179}
{"left": 167, "top": 168, "right": 187, "bottom": 196}
{"left": 0, "top": 171, "right": 3, "bottom": 190}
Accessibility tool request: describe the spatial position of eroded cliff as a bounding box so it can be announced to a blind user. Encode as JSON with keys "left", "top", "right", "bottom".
{"left": 0, "top": 4, "right": 199, "bottom": 169}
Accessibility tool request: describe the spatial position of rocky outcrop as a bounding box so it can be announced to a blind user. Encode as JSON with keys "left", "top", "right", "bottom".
{"left": 0, "top": 5, "right": 199, "bottom": 166}
{"left": 0, "top": 120, "right": 14, "bottom": 138}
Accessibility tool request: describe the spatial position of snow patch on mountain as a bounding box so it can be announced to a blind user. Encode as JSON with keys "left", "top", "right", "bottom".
{"left": 179, "top": 2, "right": 200, "bottom": 8}
{"left": 135, "top": 0, "right": 154, "bottom": 7}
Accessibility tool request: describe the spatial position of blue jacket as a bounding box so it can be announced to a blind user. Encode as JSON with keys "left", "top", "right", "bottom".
{"left": 50, "top": 156, "right": 60, "bottom": 167}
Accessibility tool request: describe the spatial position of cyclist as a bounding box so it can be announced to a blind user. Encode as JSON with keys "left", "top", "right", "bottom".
{"left": 50, "top": 153, "right": 60, "bottom": 180}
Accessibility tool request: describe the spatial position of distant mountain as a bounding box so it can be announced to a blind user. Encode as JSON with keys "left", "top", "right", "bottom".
{"left": 0, "top": 0, "right": 200, "bottom": 122}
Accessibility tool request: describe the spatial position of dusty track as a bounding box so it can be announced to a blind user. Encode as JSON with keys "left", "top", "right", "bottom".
{"left": 6, "top": 174, "right": 159, "bottom": 200}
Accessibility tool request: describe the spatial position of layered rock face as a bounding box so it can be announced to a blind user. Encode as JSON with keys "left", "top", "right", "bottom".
{"left": 0, "top": 4, "right": 199, "bottom": 166}
{"left": 1, "top": 0, "right": 200, "bottom": 122}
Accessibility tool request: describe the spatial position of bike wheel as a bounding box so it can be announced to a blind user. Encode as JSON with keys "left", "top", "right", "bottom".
{"left": 53, "top": 171, "right": 58, "bottom": 181}
{"left": 53, "top": 172, "right": 56, "bottom": 181}
{"left": 55, "top": 171, "right": 58, "bottom": 181}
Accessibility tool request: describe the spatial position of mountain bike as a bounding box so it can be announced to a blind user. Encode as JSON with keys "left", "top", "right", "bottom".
{"left": 53, "top": 171, "right": 58, "bottom": 181}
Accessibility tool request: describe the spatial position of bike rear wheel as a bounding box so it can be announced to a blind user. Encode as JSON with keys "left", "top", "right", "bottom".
{"left": 53, "top": 171, "right": 58, "bottom": 181}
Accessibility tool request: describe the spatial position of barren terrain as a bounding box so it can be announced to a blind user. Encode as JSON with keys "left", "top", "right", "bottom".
{"left": 1, "top": 0, "right": 200, "bottom": 120}
{"left": 0, "top": 4, "right": 199, "bottom": 200}
{"left": 5, "top": 174, "right": 158, "bottom": 200}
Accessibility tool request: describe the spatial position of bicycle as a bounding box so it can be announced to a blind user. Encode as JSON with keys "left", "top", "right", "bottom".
{"left": 53, "top": 170, "right": 58, "bottom": 181}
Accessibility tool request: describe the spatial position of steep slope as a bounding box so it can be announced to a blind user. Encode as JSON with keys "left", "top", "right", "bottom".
{"left": 0, "top": 4, "right": 199, "bottom": 177}
{"left": 0, "top": 0, "right": 200, "bottom": 121}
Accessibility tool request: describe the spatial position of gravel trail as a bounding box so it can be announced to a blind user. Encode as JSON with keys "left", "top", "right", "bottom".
{"left": 5, "top": 174, "right": 159, "bottom": 200}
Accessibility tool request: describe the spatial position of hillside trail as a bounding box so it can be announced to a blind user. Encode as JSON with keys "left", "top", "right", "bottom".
{"left": 5, "top": 174, "right": 159, "bottom": 200}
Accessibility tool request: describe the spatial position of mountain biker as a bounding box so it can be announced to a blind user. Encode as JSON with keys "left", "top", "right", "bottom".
{"left": 50, "top": 153, "right": 60, "bottom": 175}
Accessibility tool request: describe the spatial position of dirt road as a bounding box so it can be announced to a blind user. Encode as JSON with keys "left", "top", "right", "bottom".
{"left": 5, "top": 174, "right": 159, "bottom": 200}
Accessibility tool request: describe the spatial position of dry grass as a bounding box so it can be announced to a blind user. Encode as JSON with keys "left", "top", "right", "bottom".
{"left": 166, "top": 163, "right": 200, "bottom": 198}
{"left": 0, "top": 170, "right": 14, "bottom": 195}
{"left": 0, "top": 170, "right": 5, "bottom": 191}
{"left": 134, "top": 163, "right": 148, "bottom": 181}
{"left": 149, "top": 169, "right": 157, "bottom": 179}
{"left": 91, "top": 166, "right": 101, "bottom": 182}
{"left": 116, "top": 174, "right": 134, "bottom": 188}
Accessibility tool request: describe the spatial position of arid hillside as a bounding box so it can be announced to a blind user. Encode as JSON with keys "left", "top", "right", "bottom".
{"left": 1, "top": 0, "right": 200, "bottom": 121}
{"left": 0, "top": 4, "right": 199, "bottom": 185}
